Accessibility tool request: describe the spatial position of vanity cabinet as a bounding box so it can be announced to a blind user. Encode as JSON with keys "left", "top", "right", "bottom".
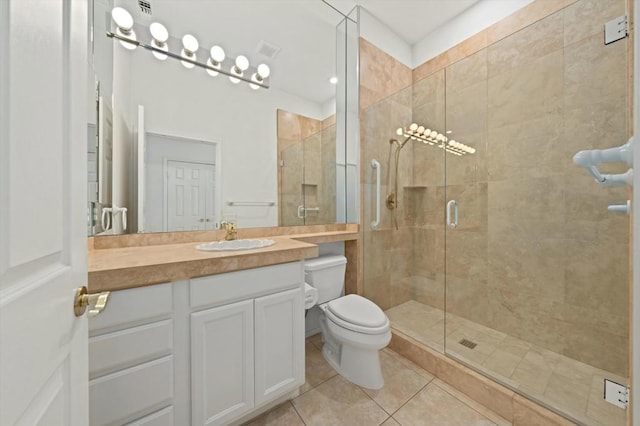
{"left": 190, "top": 262, "right": 305, "bottom": 426}
{"left": 89, "top": 261, "right": 305, "bottom": 426}
{"left": 88, "top": 283, "right": 175, "bottom": 426}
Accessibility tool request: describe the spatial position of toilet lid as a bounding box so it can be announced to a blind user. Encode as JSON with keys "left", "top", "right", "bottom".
{"left": 327, "top": 294, "right": 387, "bottom": 328}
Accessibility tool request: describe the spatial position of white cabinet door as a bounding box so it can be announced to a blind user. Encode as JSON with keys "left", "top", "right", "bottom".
{"left": 254, "top": 288, "right": 305, "bottom": 406}
{"left": 0, "top": 0, "right": 88, "bottom": 425}
{"left": 191, "top": 300, "right": 254, "bottom": 425}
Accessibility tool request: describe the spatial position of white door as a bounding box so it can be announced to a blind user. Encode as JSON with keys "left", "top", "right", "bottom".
{"left": 0, "top": 0, "right": 88, "bottom": 425}
{"left": 191, "top": 301, "right": 254, "bottom": 425}
{"left": 166, "top": 161, "right": 215, "bottom": 231}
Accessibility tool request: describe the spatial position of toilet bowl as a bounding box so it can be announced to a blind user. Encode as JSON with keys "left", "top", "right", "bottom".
{"left": 304, "top": 256, "right": 391, "bottom": 390}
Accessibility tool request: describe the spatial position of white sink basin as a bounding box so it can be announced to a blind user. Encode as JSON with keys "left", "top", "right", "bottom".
{"left": 196, "top": 239, "right": 275, "bottom": 252}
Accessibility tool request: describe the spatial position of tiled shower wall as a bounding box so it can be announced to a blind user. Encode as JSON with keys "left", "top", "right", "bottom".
{"left": 277, "top": 110, "right": 337, "bottom": 226}
{"left": 360, "top": 39, "right": 418, "bottom": 311}
{"left": 361, "top": 0, "right": 630, "bottom": 376}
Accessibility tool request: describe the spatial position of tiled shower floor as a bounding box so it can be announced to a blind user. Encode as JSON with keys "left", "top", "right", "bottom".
{"left": 385, "top": 300, "right": 627, "bottom": 426}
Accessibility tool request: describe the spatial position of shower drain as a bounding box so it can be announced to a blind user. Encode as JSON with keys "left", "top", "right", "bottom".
{"left": 459, "top": 338, "right": 478, "bottom": 349}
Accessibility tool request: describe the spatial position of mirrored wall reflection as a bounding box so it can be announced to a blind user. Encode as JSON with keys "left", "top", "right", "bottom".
{"left": 87, "top": 0, "right": 359, "bottom": 236}
{"left": 277, "top": 110, "right": 337, "bottom": 226}
{"left": 87, "top": 0, "right": 115, "bottom": 236}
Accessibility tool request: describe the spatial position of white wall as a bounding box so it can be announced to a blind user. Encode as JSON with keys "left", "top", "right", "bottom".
{"left": 412, "top": 0, "right": 534, "bottom": 67}
{"left": 111, "top": 42, "right": 133, "bottom": 234}
{"left": 122, "top": 47, "right": 326, "bottom": 228}
{"left": 358, "top": 8, "right": 412, "bottom": 68}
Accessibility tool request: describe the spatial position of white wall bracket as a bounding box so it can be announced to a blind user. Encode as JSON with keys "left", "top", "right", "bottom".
{"left": 608, "top": 200, "right": 632, "bottom": 215}
{"left": 605, "top": 15, "right": 628, "bottom": 45}
{"left": 604, "top": 379, "right": 629, "bottom": 409}
{"left": 573, "top": 136, "right": 634, "bottom": 186}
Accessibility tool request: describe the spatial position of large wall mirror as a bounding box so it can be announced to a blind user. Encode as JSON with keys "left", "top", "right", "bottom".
{"left": 88, "top": 0, "right": 358, "bottom": 236}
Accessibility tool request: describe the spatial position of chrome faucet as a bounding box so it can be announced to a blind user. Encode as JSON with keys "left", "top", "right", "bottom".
{"left": 219, "top": 220, "right": 237, "bottom": 241}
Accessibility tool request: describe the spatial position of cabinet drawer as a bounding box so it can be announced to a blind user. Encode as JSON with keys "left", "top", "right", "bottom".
{"left": 125, "top": 406, "right": 173, "bottom": 426}
{"left": 89, "top": 319, "right": 173, "bottom": 379}
{"left": 190, "top": 262, "right": 303, "bottom": 309}
{"left": 89, "top": 356, "right": 173, "bottom": 426}
{"left": 90, "top": 283, "right": 173, "bottom": 334}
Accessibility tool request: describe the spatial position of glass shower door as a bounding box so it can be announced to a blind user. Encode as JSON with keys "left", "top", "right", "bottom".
{"left": 443, "top": 7, "right": 630, "bottom": 426}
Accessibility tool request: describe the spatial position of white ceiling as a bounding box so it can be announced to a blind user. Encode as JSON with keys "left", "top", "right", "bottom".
{"left": 121, "top": 0, "right": 481, "bottom": 106}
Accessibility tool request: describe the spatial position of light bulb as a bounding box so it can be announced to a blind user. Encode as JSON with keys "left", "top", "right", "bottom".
{"left": 396, "top": 128, "right": 403, "bottom": 136}
{"left": 235, "top": 55, "right": 249, "bottom": 71}
{"left": 409, "top": 123, "right": 418, "bottom": 131}
{"left": 424, "top": 128, "right": 431, "bottom": 135}
{"left": 112, "top": 7, "right": 137, "bottom": 50}
{"left": 112, "top": 7, "right": 133, "bottom": 30}
{"left": 257, "top": 64, "right": 270, "bottom": 79}
{"left": 181, "top": 34, "right": 198, "bottom": 68}
{"left": 430, "top": 130, "right": 437, "bottom": 138}
{"left": 210, "top": 45, "right": 225, "bottom": 64}
{"left": 329, "top": 76, "right": 338, "bottom": 85}
{"left": 149, "top": 22, "right": 168, "bottom": 60}
{"left": 448, "top": 140, "right": 456, "bottom": 146}
{"left": 206, "top": 46, "right": 224, "bottom": 77}
{"left": 417, "top": 126, "right": 425, "bottom": 134}
{"left": 249, "top": 73, "right": 261, "bottom": 90}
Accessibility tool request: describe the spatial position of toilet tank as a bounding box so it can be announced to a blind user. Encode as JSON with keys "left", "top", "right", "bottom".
{"left": 304, "top": 255, "right": 347, "bottom": 304}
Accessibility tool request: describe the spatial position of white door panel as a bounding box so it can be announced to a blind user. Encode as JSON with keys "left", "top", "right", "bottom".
{"left": 0, "top": 0, "right": 88, "bottom": 425}
{"left": 167, "top": 161, "right": 215, "bottom": 232}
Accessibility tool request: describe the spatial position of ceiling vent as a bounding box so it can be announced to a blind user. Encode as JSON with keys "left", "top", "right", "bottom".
{"left": 255, "top": 40, "right": 281, "bottom": 60}
{"left": 138, "top": 0, "right": 152, "bottom": 15}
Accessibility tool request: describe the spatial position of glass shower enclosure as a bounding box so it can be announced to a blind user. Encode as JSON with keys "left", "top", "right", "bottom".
{"left": 362, "top": 3, "right": 630, "bottom": 425}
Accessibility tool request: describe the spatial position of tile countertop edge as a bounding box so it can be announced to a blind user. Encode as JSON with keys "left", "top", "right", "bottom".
{"left": 87, "top": 233, "right": 359, "bottom": 292}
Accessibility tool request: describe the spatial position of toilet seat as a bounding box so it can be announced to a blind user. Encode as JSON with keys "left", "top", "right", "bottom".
{"left": 324, "top": 295, "right": 390, "bottom": 335}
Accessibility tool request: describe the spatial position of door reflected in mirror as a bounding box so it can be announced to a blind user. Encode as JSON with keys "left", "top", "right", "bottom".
{"left": 87, "top": 0, "right": 359, "bottom": 236}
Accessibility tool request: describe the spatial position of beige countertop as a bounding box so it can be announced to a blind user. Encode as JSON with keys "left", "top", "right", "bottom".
{"left": 88, "top": 231, "right": 358, "bottom": 293}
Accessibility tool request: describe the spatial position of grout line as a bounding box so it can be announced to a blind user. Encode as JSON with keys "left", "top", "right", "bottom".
{"left": 387, "top": 381, "right": 431, "bottom": 418}
{"left": 432, "top": 380, "right": 506, "bottom": 426}
{"left": 289, "top": 400, "right": 307, "bottom": 426}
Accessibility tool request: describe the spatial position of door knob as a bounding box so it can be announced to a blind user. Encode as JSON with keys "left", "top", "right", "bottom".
{"left": 74, "top": 286, "right": 110, "bottom": 317}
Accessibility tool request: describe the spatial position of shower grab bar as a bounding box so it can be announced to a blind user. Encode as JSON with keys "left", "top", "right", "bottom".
{"left": 227, "top": 200, "right": 275, "bottom": 206}
{"left": 573, "top": 136, "right": 634, "bottom": 185}
{"left": 297, "top": 205, "right": 320, "bottom": 219}
{"left": 447, "top": 200, "right": 458, "bottom": 229}
{"left": 371, "top": 159, "right": 381, "bottom": 229}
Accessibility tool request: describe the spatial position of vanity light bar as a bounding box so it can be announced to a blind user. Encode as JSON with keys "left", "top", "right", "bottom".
{"left": 108, "top": 7, "right": 271, "bottom": 89}
{"left": 396, "top": 124, "right": 476, "bottom": 156}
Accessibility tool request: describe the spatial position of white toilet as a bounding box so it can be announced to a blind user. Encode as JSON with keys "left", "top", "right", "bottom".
{"left": 304, "top": 255, "right": 391, "bottom": 390}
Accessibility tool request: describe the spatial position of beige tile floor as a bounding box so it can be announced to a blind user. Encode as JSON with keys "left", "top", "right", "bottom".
{"left": 385, "top": 300, "right": 628, "bottom": 426}
{"left": 244, "top": 335, "right": 510, "bottom": 426}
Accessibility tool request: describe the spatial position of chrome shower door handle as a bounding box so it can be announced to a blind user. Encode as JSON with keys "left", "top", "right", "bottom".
{"left": 447, "top": 199, "right": 458, "bottom": 229}
{"left": 371, "top": 159, "right": 381, "bottom": 229}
